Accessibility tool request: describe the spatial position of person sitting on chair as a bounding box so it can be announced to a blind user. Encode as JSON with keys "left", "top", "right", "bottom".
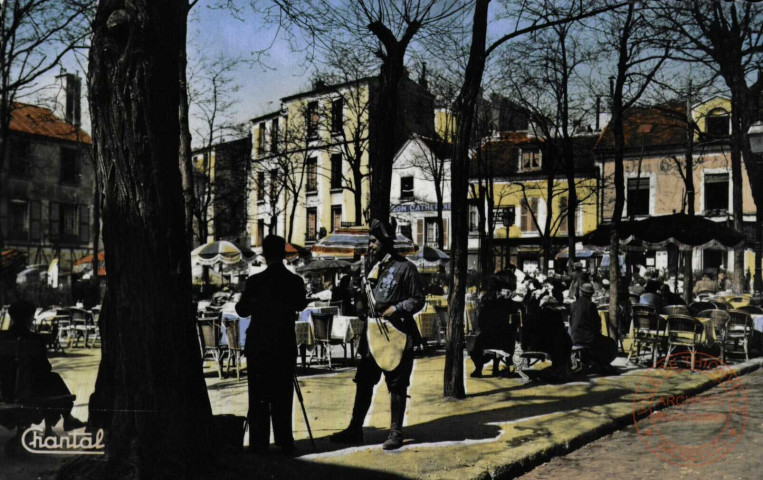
{"left": 331, "top": 275, "right": 354, "bottom": 315}
{"left": 469, "top": 277, "right": 519, "bottom": 378}
{"left": 522, "top": 293, "right": 572, "bottom": 381}
{"left": 0, "top": 301, "right": 84, "bottom": 435}
{"left": 569, "top": 284, "right": 617, "bottom": 374}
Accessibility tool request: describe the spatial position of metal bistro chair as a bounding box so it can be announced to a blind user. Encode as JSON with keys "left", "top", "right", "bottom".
{"left": 310, "top": 312, "right": 336, "bottom": 369}
{"left": 87, "top": 307, "right": 101, "bottom": 348}
{"left": 737, "top": 305, "right": 763, "bottom": 314}
{"left": 223, "top": 317, "right": 243, "bottom": 380}
{"left": 696, "top": 309, "right": 729, "bottom": 362}
{"left": 710, "top": 300, "right": 730, "bottom": 311}
{"left": 664, "top": 314, "right": 704, "bottom": 371}
{"left": 724, "top": 310, "right": 754, "bottom": 362}
{"left": 53, "top": 309, "right": 73, "bottom": 353}
{"left": 688, "top": 301, "right": 716, "bottom": 316}
{"left": 628, "top": 304, "right": 665, "bottom": 367}
{"left": 662, "top": 305, "right": 690, "bottom": 316}
{"left": 197, "top": 313, "right": 223, "bottom": 379}
{"left": 69, "top": 307, "right": 96, "bottom": 348}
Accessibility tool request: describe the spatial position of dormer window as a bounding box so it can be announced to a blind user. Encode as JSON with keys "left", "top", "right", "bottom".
{"left": 520, "top": 147, "right": 541, "bottom": 171}
{"left": 705, "top": 108, "right": 730, "bottom": 137}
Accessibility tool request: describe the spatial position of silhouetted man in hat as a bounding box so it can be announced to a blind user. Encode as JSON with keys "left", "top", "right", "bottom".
{"left": 236, "top": 235, "right": 306, "bottom": 455}
{"left": 569, "top": 283, "right": 617, "bottom": 373}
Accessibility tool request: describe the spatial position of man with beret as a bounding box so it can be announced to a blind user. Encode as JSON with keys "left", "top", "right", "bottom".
{"left": 236, "top": 235, "right": 307, "bottom": 455}
{"left": 330, "top": 218, "right": 425, "bottom": 450}
{"left": 569, "top": 283, "right": 617, "bottom": 373}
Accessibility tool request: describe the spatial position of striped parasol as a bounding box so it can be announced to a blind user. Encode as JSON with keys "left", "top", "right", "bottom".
{"left": 311, "top": 227, "right": 418, "bottom": 259}
{"left": 191, "top": 240, "right": 254, "bottom": 266}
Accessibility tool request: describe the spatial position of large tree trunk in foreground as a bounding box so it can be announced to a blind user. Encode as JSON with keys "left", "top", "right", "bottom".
{"left": 62, "top": 2, "right": 214, "bottom": 478}
{"left": 445, "top": 0, "right": 489, "bottom": 399}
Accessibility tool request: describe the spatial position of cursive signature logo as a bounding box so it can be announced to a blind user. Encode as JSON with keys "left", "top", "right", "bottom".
{"left": 21, "top": 424, "right": 105, "bottom": 455}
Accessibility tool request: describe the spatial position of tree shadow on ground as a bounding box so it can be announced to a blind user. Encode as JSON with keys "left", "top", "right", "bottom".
{"left": 293, "top": 381, "right": 633, "bottom": 455}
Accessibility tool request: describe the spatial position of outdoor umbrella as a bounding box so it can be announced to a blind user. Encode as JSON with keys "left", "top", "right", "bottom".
{"left": 407, "top": 246, "right": 449, "bottom": 274}
{"left": 581, "top": 214, "right": 745, "bottom": 250}
{"left": 1, "top": 249, "right": 25, "bottom": 277}
{"left": 191, "top": 240, "right": 254, "bottom": 266}
{"left": 74, "top": 250, "right": 107, "bottom": 277}
{"left": 310, "top": 227, "right": 418, "bottom": 259}
{"left": 296, "top": 258, "right": 352, "bottom": 274}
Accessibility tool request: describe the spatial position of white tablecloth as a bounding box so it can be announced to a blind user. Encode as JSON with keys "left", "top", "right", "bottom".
{"left": 752, "top": 314, "right": 763, "bottom": 333}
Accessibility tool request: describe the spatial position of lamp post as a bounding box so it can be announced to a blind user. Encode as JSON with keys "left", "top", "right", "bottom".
{"left": 501, "top": 207, "right": 515, "bottom": 270}
{"left": 748, "top": 121, "right": 763, "bottom": 303}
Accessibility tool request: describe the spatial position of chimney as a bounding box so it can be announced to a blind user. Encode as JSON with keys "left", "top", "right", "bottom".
{"left": 418, "top": 62, "right": 429, "bottom": 91}
{"left": 55, "top": 71, "right": 82, "bottom": 126}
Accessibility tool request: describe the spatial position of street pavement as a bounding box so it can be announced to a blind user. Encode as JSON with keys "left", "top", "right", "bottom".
{"left": 1, "top": 347, "right": 761, "bottom": 480}
{"left": 519, "top": 369, "right": 762, "bottom": 480}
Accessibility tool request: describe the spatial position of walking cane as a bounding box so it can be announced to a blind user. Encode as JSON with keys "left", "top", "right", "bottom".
{"left": 293, "top": 374, "right": 316, "bottom": 451}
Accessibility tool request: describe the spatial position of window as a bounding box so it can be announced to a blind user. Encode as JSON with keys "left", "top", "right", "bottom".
{"left": 330, "top": 153, "right": 342, "bottom": 189}
{"left": 705, "top": 109, "right": 729, "bottom": 137}
{"left": 627, "top": 177, "right": 650, "bottom": 217}
{"left": 257, "top": 219, "right": 265, "bottom": 246}
{"left": 331, "top": 98, "right": 343, "bottom": 133}
{"left": 257, "top": 122, "right": 266, "bottom": 155}
{"left": 331, "top": 205, "right": 342, "bottom": 232}
{"left": 51, "top": 203, "right": 78, "bottom": 243}
{"left": 416, "top": 219, "right": 424, "bottom": 246}
{"left": 270, "top": 118, "right": 279, "bottom": 153}
{"left": 306, "top": 157, "right": 318, "bottom": 192}
{"left": 520, "top": 147, "right": 541, "bottom": 171}
{"left": 269, "top": 169, "right": 278, "bottom": 199}
{"left": 520, "top": 197, "right": 539, "bottom": 233}
{"left": 469, "top": 205, "right": 479, "bottom": 232}
{"left": 307, "top": 101, "right": 319, "bottom": 139}
{"left": 8, "top": 139, "right": 30, "bottom": 177}
{"left": 60, "top": 148, "right": 78, "bottom": 184}
{"left": 423, "top": 218, "right": 449, "bottom": 248}
{"left": 400, "top": 224, "right": 413, "bottom": 241}
{"left": 306, "top": 207, "right": 317, "bottom": 241}
{"left": 257, "top": 172, "right": 266, "bottom": 202}
{"left": 559, "top": 196, "right": 568, "bottom": 234}
{"left": 400, "top": 176, "right": 414, "bottom": 200}
{"left": 704, "top": 173, "right": 729, "bottom": 213}
{"left": 29, "top": 201, "right": 41, "bottom": 241}
{"left": 9, "top": 201, "right": 28, "bottom": 241}
{"left": 79, "top": 205, "right": 90, "bottom": 243}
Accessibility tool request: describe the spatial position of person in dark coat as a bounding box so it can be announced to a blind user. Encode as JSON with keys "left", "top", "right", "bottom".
{"left": 469, "top": 277, "right": 519, "bottom": 377}
{"left": 0, "top": 301, "right": 84, "bottom": 433}
{"left": 236, "top": 235, "right": 307, "bottom": 455}
{"left": 569, "top": 283, "right": 617, "bottom": 373}
{"left": 521, "top": 293, "right": 572, "bottom": 380}
{"left": 660, "top": 284, "right": 686, "bottom": 307}
{"left": 330, "top": 218, "right": 425, "bottom": 450}
{"left": 331, "top": 275, "right": 354, "bottom": 315}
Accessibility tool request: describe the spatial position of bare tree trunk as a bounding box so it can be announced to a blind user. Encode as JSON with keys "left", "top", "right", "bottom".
{"left": 684, "top": 88, "right": 695, "bottom": 302}
{"left": 445, "top": 0, "right": 489, "bottom": 399}
{"left": 731, "top": 82, "right": 745, "bottom": 293}
{"left": 66, "top": 2, "right": 215, "bottom": 477}
{"left": 179, "top": 4, "right": 195, "bottom": 250}
{"left": 353, "top": 164, "right": 363, "bottom": 225}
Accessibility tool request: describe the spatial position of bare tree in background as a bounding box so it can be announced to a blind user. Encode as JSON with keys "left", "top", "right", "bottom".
{"left": 189, "top": 55, "right": 241, "bottom": 245}
{"left": 445, "top": 0, "right": 626, "bottom": 399}
{"left": 594, "top": 0, "right": 669, "bottom": 329}
{"left": 656, "top": 0, "right": 763, "bottom": 295}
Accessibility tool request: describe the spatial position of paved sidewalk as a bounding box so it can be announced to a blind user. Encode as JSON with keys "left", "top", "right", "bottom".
{"left": 1, "top": 349, "right": 761, "bottom": 480}
{"left": 519, "top": 369, "right": 762, "bottom": 480}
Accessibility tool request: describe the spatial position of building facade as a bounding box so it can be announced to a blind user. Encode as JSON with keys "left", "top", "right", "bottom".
{"left": 0, "top": 73, "right": 94, "bottom": 273}
{"left": 390, "top": 134, "right": 452, "bottom": 250}
{"left": 595, "top": 98, "right": 756, "bottom": 274}
{"left": 247, "top": 75, "right": 435, "bottom": 248}
{"left": 191, "top": 136, "right": 252, "bottom": 246}
{"left": 468, "top": 132, "right": 600, "bottom": 273}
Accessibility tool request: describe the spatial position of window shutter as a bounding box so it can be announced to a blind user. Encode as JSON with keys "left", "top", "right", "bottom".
{"left": 442, "top": 218, "right": 449, "bottom": 249}
{"left": 416, "top": 219, "right": 424, "bottom": 246}
{"left": 49, "top": 202, "right": 59, "bottom": 238}
{"left": 29, "top": 201, "right": 41, "bottom": 241}
{"left": 79, "top": 205, "right": 90, "bottom": 243}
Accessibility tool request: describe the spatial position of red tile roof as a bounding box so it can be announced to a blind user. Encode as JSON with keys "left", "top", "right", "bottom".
{"left": 10, "top": 103, "right": 91, "bottom": 144}
{"left": 596, "top": 102, "right": 685, "bottom": 151}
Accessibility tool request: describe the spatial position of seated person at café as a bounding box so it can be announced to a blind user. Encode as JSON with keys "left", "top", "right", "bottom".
{"left": 693, "top": 272, "right": 717, "bottom": 295}
{"left": 660, "top": 284, "right": 686, "bottom": 307}
{"left": 0, "top": 301, "right": 85, "bottom": 434}
{"left": 522, "top": 292, "right": 572, "bottom": 380}
{"left": 470, "top": 278, "right": 518, "bottom": 377}
{"left": 570, "top": 284, "right": 617, "bottom": 373}
{"left": 331, "top": 275, "right": 355, "bottom": 314}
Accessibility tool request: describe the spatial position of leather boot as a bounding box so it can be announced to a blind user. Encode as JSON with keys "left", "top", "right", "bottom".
{"left": 382, "top": 393, "right": 407, "bottom": 450}
{"left": 330, "top": 385, "right": 373, "bottom": 444}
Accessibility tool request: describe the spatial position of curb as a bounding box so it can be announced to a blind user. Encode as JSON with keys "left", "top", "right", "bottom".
{"left": 477, "top": 358, "right": 763, "bottom": 480}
